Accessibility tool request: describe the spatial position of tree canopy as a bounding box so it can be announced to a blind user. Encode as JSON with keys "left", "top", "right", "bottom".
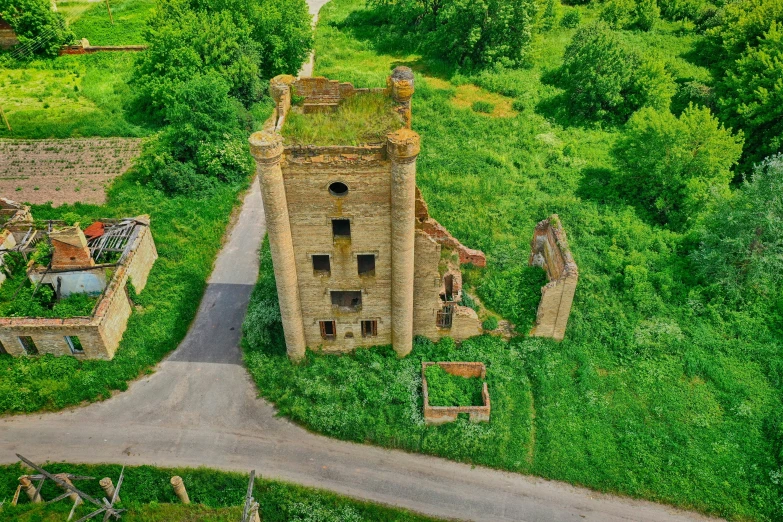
{"left": 0, "top": 0, "right": 72, "bottom": 57}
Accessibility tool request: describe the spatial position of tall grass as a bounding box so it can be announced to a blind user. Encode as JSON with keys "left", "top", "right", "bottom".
{"left": 65, "top": 0, "right": 156, "bottom": 45}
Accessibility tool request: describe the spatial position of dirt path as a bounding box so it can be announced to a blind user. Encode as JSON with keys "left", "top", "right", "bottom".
{"left": 298, "top": 0, "right": 331, "bottom": 77}
{"left": 0, "top": 177, "right": 719, "bottom": 521}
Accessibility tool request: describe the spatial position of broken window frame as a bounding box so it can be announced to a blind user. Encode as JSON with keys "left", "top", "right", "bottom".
{"left": 436, "top": 304, "right": 454, "bottom": 329}
{"left": 319, "top": 320, "right": 337, "bottom": 341}
{"left": 332, "top": 219, "right": 351, "bottom": 240}
{"left": 312, "top": 254, "right": 331, "bottom": 276}
{"left": 18, "top": 336, "right": 39, "bottom": 355}
{"left": 330, "top": 290, "right": 362, "bottom": 311}
{"left": 357, "top": 254, "right": 376, "bottom": 277}
{"left": 361, "top": 320, "right": 378, "bottom": 338}
{"left": 64, "top": 335, "right": 84, "bottom": 354}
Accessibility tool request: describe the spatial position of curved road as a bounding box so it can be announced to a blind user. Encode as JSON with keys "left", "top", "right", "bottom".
{"left": 0, "top": 179, "right": 718, "bottom": 521}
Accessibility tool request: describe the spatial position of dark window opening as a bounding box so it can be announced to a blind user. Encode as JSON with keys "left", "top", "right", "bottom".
{"left": 357, "top": 254, "right": 376, "bottom": 276}
{"left": 320, "top": 320, "right": 336, "bottom": 341}
{"left": 332, "top": 219, "right": 351, "bottom": 239}
{"left": 361, "top": 320, "right": 378, "bottom": 338}
{"left": 329, "top": 182, "right": 349, "bottom": 196}
{"left": 65, "top": 336, "right": 84, "bottom": 354}
{"left": 18, "top": 336, "right": 39, "bottom": 355}
{"left": 0, "top": 340, "right": 6, "bottom": 355}
{"left": 444, "top": 274, "right": 455, "bottom": 302}
{"left": 331, "top": 291, "right": 362, "bottom": 310}
{"left": 312, "top": 255, "right": 331, "bottom": 275}
{"left": 436, "top": 304, "right": 454, "bottom": 329}
{"left": 345, "top": 331, "right": 354, "bottom": 339}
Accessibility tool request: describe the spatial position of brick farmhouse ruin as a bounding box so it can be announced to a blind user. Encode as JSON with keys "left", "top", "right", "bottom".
{"left": 249, "top": 67, "right": 578, "bottom": 361}
{"left": 0, "top": 17, "right": 18, "bottom": 50}
{"left": 0, "top": 198, "right": 157, "bottom": 359}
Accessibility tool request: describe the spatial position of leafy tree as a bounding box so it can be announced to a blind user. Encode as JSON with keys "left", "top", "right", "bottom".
{"left": 705, "top": 0, "right": 783, "bottom": 68}
{"left": 560, "top": 7, "right": 581, "bottom": 27}
{"left": 692, "top": 154, "right": 783, "bottom": 305}
{"left": 188, "top": 0, "right": 313, "bottom": 78}
{"left": 600, "top": 0, "right": 659, "bottom": 30}
{"left": 131, "top": 0, "right": 264, "bottom": 120}
{"left": 541, "top": 0, "right": 561, "bottom": 31}
{"left": 0, "top": 0, "right": 73, "bottom": 57}
{"left": 717, "top": 21, "right": 783, "bottom": 166}
{"left": 369, "top": 0, "right": 537, "bottom": 68}
{"left": 613, "top": 104, "right": 744, "bottom": 228}
{"left": 657, "top": 0, "right": 709, "bottom": 22}
{"left": 557, "top": 22, "right": 675, "bottom": 123}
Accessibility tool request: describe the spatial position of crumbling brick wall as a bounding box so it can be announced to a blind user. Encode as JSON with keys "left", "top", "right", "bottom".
{"left": 422, "top": 362, "right": 490, "bottom": 425}
{"left": 0, "top": 224, "right": 157, "bottom": 359}
{"left": 0, "top": 18, "right": 18, "bottom": 50}
{"left": 529, "top": 215, "right": 578, "bottom": 341}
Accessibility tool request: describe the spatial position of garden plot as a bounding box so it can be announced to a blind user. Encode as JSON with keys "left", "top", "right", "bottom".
{"left": 0, "top": 138, "right": 142, "bottom": 205}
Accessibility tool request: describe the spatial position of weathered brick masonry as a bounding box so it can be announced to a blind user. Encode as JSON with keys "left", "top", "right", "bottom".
{"left": 0, "top": 219, "right": 157, "bottom": 359}
{"left": 529, "top": 214, "right": 578, "bottom": 341}
{"left": 251, "top": 67, "right": 484, "bottom": 360}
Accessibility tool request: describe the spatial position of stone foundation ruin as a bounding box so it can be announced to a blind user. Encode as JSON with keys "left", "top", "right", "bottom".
{"left": 422, "top": 361, "right": 491, "bottom": 425}
{"left": 250, "top": 67, "right": 484, "bottom": 360}
{"left": 529, "top": 214, "right": 578, "bottom": 341}
{"left": 0, "top": 200, "right": 157, "bottom": 359}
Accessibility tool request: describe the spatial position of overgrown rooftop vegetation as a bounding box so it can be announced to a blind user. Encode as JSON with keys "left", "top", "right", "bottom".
{"left": 282, "top": 92, "right": 403, "bottom": 146}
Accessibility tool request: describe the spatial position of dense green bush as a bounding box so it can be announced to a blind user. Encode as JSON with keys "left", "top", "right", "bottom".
{"left": 0, "top": 0, "right": 73, "bottom": 57}
{"left": 600, "top": 0, "right": 659, "bottom": 31}
{"left": 556, "top": 22, "right": 675, "bottom": 124}
{"left": 657, "top": 0, "right": 709, "bottom": 21}
{"left": 478, "top": 264, "right": 548, "bottom": 331}
{"left": 482, "top": 316, "right": 499, "bottom": 330}
{"left": 612, "top": 104, "right": 743, "bottom": 228}
{"left": 541, "top": 0, "right": 561, "bottom": 31}
{"left": 692, "top": 154, "right": 783, "bottom": 307}
{"left": 367, "top": 0, "right": 538, "bottom": 68}
{"left": 716, "top": 20, "right": 783, "bottom": 167}
{"left": 425, "top": 364, "right": 484, "bottom": 406}
{"left": 560, "top": 7, "right": 581, "bottom": 27}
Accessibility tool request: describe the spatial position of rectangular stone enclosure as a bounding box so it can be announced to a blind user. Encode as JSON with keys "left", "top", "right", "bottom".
{"left": 422, "top": 361, "right": 491, "bottom": 425}
{"left": 529, "top": 214, "right": 578, "bottom": 341}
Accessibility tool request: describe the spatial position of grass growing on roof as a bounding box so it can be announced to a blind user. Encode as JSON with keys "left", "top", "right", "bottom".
{"left": 0, "top": 463, "right": 443, "bottom": 521}
{"left": 282, "top": 92, "right": 403, "bottom": 145}
{"left": 239, "top": 0, "right": 783, "bottom": 519}
{"left": 424, "top": 365, "right": 484, "bottom": 407}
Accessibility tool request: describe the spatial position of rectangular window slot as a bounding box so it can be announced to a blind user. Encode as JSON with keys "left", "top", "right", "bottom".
{"left": 0, "top": 340, "right": 6, "bottom": 355}
{"left": 65, "top": 336, "right": 84, "bottom": 354}
{"left": 312, "top": 255, "right": 331, "bottom": 275}
{"left": 361, "top": 320, "right": 378, "bottom": 338}
{"left": 331, "top": 290, "right": 362, "bottom": 311}
{"left": 18, "top": 336, "right": 39, "bottom": 355}
{"left": 357, "top": 254, "right": 376, "bottom": 276}
{"left": 332, "top": 219, "right": 351, "bottom": 240}
{"left": 320, "top": 320, "right": 336, "bottom": 341}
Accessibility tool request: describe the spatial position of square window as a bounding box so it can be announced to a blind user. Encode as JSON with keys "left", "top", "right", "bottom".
{"left": 312, "top": 255, "right": 331, "bottom": 275}
{"left": 65, "top": 336, "right": 84, "bottom": 354}
{"left": 331, "top": 291, "right": 362, "bottom": 311}
{"left": 361, "top": 320, "right": 378, "bottom": 338}
{"left": 320, "top": 320, "right": 336, "bottom": 341}
{"left": 18, "top": 336, "right": 39, "bottom": 355}
{"left": 332, "top": 219, "right": 351, "bottom": 239}
{"left": 357, "top": 254, "right": 375, "bottom": 276}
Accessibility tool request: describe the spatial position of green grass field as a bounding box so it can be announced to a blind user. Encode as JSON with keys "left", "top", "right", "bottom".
{"left": 59, "top": 0, "right": 156, "bottom": 45}
{"left": 240, "top": 1, "right": 783, "bottom": 520}
{"left": 0, "top": 463, "right": 442, "bottom": 521}
{"left": 0, "top": 53, "right": 151, "bottom": 139}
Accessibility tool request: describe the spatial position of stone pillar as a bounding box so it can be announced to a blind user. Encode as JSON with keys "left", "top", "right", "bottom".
{"left": 388, "top": 129, "right": 420, "bottom": 357}
{"left": 249, "top": 131, "right": 307, "bottom": 362}
{"left": 19, "top": 476, "right": 43, "bottom": 503}
{"left": 170, "top": 476, "right": 190, "bottom": 504}
{"left": 389, "top": 66, "right": 415, "bottom": 129}
{"left": 99, "top": 477, "right": 120, "bottom": 502}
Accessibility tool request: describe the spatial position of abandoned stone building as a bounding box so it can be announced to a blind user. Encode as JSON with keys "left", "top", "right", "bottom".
{"left": 0, "top": 199, "right": 157, "bottom": 359}
{"left": 250, "top": 67, "right": 487, "bottom": 360}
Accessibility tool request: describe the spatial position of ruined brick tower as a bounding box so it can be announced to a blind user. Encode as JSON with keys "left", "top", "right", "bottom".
{"left": 250, "top": 67, "right": 485, "bottom": 361}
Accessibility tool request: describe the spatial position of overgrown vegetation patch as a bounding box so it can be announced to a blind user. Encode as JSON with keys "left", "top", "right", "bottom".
{"left": 424, "top": 364, "right": 484, "bottom": 407}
